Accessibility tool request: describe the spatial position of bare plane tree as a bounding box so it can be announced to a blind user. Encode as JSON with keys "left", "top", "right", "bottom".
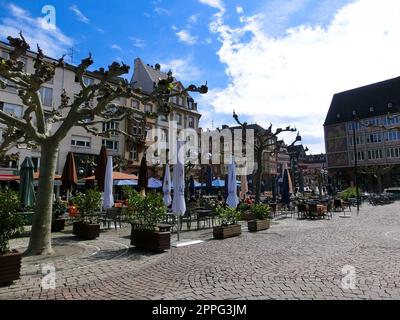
{"left": 0, "top": 33, "right": 207, "bottom": 256}
{"left": 233, "top": 111, "right": 297, "bottom": 203}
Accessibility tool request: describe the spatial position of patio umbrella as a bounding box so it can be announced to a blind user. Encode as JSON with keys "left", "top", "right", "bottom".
{"left": 138, "top": 155, "right": 148, "bottom": 196}
{"left": 19, "top": 156, "right": 36, "bottom": 207}
{"left": 189, "top": 175, "right": 195, "bottom": 198}
{"left": 281, "top": 164, "right": 290, "bottom": 206}
{"left": 148, "top": 177, "right": 162, "bottom": 189}
{"left": 103, "top": 156, "right": 114, "bottom": 209}
{"left": 61, "top": 152, "right": 78, "bottom": 201}
{"left": 240, "top": 173, "right": 248, "bottom": 200}
{"left": 95, "top": 145, "right": 108, "bottom": 192}
{"left": 212, "top": 179, "right": 225, "bottom": 188}
{"left": 226, "top": 159, "right": 239, "bottom": 208}
{"left": 205, "top": 165, "right": 212, "bottom": 195}
{"left": 162, "top": 164, "right": 172, "bottom": 206}
{"left": 172, "top": 141, "right": 186, "bottom": 241}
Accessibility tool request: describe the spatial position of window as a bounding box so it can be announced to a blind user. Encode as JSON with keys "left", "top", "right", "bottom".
{"left": 1, "top": 103, "right": 23, "bottom": 118}
{"left": 160, "top": 129, "right": 168, "bottom": 142}
{"left": 130, "top": 145, "right": 138, "bottom": 160}
{"left": 368, "top": 118, "right": 380, "bottom": 126}
{"left": 387, "top": 148, "right": 400, "bottom": 159}
{"left": 102, "top": 122, "right": 119, "bottom": 136}
{"left": 146, "top": 126, "right": 152, "bottom": 140}
{"left": 82, "top": 76, "right": 94, "bottom": 86}
{"left": 132, "top": 123, "right": 143, "bottom": 136}
{"left": 186, "top": 135, "right": 195, "bottom": 147}
{"left": 350, "top": 151, "right": 364, "bottom": 161}
{"left": 102, "top": 139, "right": 119, "bottom": 151}
{"left": 131, "top": 100, "right": 139, "bottom": 109}
{"left": 144, "top": 104, "right": 152, "bottom": 113}
{"left": 160, "top": 114, "right": 168, "bottom": 122}
{"left": 188, "top": 116, "right": 195, "bottom": 128}
{"left": 176, "top": 113, "right": 182, "bottom": 125}
{"left": 367, "top": 149, "right": 383, "bottom": 160}
{"left": 366, "top": 133, "right": 382, "bottom": 144}
{"left": 348, "top": 122, "right": 360, "bottom": 131}
{"left": 39, "top": 87, "right": 53, "bottom": 106}
{"left": 349, "top": 135, "right": 363, "bottom": 145}
{"left": 385, "top": 131, "right": 400, "bottom": 141}
{"left": 71, "top": 135, "right": 91, "bottom": 148}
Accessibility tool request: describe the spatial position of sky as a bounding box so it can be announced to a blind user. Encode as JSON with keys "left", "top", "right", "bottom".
{"left": 1, "top": 0, "right": 400, "bottom": 154}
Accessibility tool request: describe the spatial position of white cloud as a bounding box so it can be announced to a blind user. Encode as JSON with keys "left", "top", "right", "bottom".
{"left": 171, "top": 25, "right": 178, "bottom": 31}
{"left": 154, "top": 7, "right": 170, "bottom": 16}
{"left": 188, "top": 14, "right": 199, "bottom": 24}
{"left": 176, "top": 30, "right": 198, "bottom": 45}
{"left": 198, "top": 0, "right": 225, "bottom": 12}
{"left": 129, "top": 37, "right": 146, "bottom": 48}
{"left": 69, "top": 5, "right": 90, "bottom": 24}
{"left": 200, "top": 0, "right": 400, "bottom": 153}
{"left": 0, "top": 3, "right": 73, "bottom": 58}
{"left": 159, "top": 58, "right": 203, "bottom": 83}
{"left": 236, "top": 6, "right": 244, "bottom": 14}
{"left": 111, "top": 44, "right": 122, "bottom": 51}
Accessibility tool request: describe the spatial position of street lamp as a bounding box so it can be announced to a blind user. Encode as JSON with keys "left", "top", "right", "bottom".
{"left": 352, "top": 111, "right": 360, "bottom": 213}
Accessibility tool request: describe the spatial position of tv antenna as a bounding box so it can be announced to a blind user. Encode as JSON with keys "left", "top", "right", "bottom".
{"left": 67, "top": 47, "right": 79, "bottom": 65}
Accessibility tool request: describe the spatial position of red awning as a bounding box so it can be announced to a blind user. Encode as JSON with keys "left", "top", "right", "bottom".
{"left": 0, "top": 174, "right": 19, "bottom": 181}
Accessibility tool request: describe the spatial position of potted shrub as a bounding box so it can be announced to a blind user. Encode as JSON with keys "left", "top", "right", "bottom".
{"left": 71, "top": 189, "right": 102, "bottom": 240}
{"left": 248, "top": 203, "right": 271, "bottom": 232}
{"left": 213, "top": 205, "right": 242, "bottom": 239}
{"left": 124, "top": 188, "right": 169, "bottom": 252}
{"left": 51, "top": 198, "right": 66, "bottom": 232}
{"left": 0, "top": 189, "right": 25, "bottom": 286}
{"left": 237, "top": 202, "right": 255, "bottom": 221}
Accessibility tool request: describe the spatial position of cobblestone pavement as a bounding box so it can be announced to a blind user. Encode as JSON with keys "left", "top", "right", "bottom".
{"left": 1, "top": 202, "right": 400, "bottom": 300}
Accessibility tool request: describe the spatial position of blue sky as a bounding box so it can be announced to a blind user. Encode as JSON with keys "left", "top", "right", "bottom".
{"left": 2, "top": 0, "right": 400, "bottom": 153}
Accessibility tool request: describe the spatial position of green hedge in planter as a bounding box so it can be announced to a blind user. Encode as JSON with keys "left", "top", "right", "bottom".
{"left": 0, "top": 189, "right": 25, "bottom": 255}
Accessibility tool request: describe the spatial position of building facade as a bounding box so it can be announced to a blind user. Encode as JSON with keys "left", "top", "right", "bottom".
{"left": 324, "top": 76, "right": 400, "bottom": 192}
{"left": 0, "top": 42, "right": 203, "bottom": 183}
{"left": 126, "top": 58, "right": 202, "bottom": 178}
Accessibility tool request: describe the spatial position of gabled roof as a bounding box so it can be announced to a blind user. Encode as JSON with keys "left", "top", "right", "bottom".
{"left": 324, "top": 76, "right": 400, "bottom": 126}
{"left": 131, "top": 58, "right": 188, "bottom": 95}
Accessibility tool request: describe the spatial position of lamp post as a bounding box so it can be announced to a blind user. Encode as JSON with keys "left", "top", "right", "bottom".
{"left": 352, "top": 113, "right": 360, "bottom": 213}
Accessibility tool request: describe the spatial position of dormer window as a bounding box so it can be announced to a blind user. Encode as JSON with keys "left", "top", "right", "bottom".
{"left": 336, "top": 113, "right": 340, "bottom": 119}
{"left": 370, "top": 106, "right": 374, "bottom": 112}
{"left": 388, "top": 102, "right": 393, "bottom": 109}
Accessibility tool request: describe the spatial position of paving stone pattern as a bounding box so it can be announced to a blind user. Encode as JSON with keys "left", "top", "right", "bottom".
{"left": 1, "top": 203, "right": 400, "bottom": 300}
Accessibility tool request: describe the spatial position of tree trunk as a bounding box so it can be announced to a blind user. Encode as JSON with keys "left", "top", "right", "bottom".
{"left": 24, "top": 142, "right": 59, "bottom": 256}
{"left": 254, "top": 150, "right": 263, "bottom": 204}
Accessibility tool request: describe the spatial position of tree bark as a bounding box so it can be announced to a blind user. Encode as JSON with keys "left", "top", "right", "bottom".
{"left": 254, "top": 150, "right": 263, "bottom": 204}
{"left": 24, "top": 142, "right": 59, "bottom": 256}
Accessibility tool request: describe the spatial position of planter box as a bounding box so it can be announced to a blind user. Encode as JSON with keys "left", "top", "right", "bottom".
{"left": 17, "top": 212, "right": 34, "bottom": 226}
{"left": 131, "top": 229, "right": 171, "bottom": 251}
{"left": 213, "top": 224, "right": 242, "bottom": 239}
{"left": 0, "top": 250, "right": 22, "bottom": 286}
{"left": 73, "top": 221, "right": 100, "bottom": 240}
{"left": 51, "top": 219, "right": 65, "bottom": 232}
{"left": 248, "top": 219, "right": 270, "bottom": 232}
{"left": 240, "top": 211, "right": 256, "bottom": 221}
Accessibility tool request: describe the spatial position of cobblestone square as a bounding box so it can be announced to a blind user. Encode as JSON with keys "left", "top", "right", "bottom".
{"left": 1, "top": 203, "right": 400, "bottom": 300}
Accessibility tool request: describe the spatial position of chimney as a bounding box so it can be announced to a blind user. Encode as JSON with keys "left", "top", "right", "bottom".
{"left": 99, "top": 67, "right": 104, "bottom": 73}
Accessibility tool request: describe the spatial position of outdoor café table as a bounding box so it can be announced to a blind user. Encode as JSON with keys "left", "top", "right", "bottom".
{"left": 195, "top": 209, "right": 213, "bottom": 229}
